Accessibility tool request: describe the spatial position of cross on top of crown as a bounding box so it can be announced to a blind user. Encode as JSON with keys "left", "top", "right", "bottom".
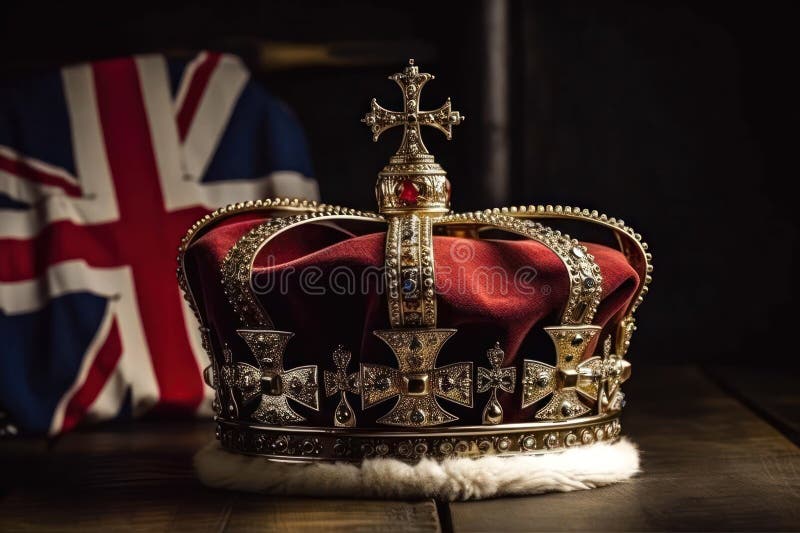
{"left": 362, "top": 59, "right": 465, "bottom": 161}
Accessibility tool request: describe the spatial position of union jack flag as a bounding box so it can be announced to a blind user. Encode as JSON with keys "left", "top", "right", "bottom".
{"left": 0, "top": 51, "right": 318, "bottom": 435}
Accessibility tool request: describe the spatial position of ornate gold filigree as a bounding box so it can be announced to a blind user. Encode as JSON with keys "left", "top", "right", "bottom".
{"left": 233, "top": 329, "right": 319, "bottom": 424}
{"left": 476, "top": 342, "right": 517, "bottom": 425}
{"left": 216, "top": 416, "right": 623, "bottom": 462}
{"left": 596, "top": 335, "right": 632, "bottom": 413}
{"left": 522, "top": 326, "right": 603, "bottom": 421}
{"left": 363, "top": 59, "right": 464, "bottom": 215}
{"left": 205, "top": 343, "right": 242, "bottom": 419}
{"left": 363, "top": 58, "right": 464, "bottom": 159}
{"left": 616, "top": 316, "right": 637, "bottom": 357}
{"left": 324, "top": 346, "right": 361, "bottom": 427}
{"left": 385, "top": 215, "right": 437, "bottom": 327}
{"left": 361, "top": 329, "right": 472, "bottom": 427}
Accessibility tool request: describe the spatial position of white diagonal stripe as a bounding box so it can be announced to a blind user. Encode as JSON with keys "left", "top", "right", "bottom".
{"left": 0, "top": 65, "right": 118, "bottom": 238}
{"left": 182, "top": 55, "right": 249, "bottom": 182}
{"left": 0, "top": 260, "right": 160, "bottom": 428}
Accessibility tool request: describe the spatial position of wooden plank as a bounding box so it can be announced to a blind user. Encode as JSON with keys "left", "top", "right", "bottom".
{"left": 0, "top": 421, "right": 440, "bottom": 532}
{"left": 447, "top": 366, "right": 800, "bottom": 532}
{"left": 0, "top": 435, "right": 49, "bottom": 498}
{"left": 224, "top": 496, "right": 441, "bottom": 533}
{"left": 0, "top": 421, "right": 229, "bottom": 532}
{"left": 706, "top": 365, "right": 800, "bottom": 445}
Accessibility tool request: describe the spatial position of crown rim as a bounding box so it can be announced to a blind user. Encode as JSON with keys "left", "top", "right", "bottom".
{"left": 216, "top": 414, "right": 622, "bottom": 463}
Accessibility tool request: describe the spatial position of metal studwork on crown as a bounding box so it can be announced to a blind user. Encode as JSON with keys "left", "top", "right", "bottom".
{"left": 216, "top": 416, "right": 623, "bottom": 462}
{"left": 362, "top": 59, "right": 464, "bottom": 215}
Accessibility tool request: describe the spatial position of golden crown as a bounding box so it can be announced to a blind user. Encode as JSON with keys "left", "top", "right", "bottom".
{"left": 177, "top": 60, "right": 652, "bottom": 463}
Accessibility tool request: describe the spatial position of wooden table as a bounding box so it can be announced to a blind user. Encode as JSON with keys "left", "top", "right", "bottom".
{"left": 2, "top": 366, "right": 799, "bottom": 532}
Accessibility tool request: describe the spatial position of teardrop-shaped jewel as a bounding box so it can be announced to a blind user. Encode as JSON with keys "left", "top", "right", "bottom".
{"left": 334, "top": 394, "right": 356, "bottom": 427}
{"left": 482, "top": 395, "right": 504, "bottom": 425}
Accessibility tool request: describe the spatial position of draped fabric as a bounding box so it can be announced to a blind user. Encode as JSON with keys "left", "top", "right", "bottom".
{"left": 0, "top": 52, "right": 317, "bottom": 434}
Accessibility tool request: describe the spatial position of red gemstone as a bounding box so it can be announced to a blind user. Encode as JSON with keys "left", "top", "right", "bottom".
{"left": 397, "top": 180, "right": 420, "bottom": 205}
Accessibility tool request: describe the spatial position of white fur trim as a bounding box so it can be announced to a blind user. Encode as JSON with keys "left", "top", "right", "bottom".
{"left": 194, "top": 438, "right": 639, "bottom": 501}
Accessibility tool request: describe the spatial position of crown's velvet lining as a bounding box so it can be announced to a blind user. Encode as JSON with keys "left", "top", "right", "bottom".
{"left": 184, "top": 213, "right": 638, "bottom": 427}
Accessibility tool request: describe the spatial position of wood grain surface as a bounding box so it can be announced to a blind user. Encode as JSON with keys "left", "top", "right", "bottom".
{"left": 706, "top": 365, "right": 800, "bottom": 446}
{"left": 0, "top": 422, "right": 440, "bottom": 532}
{"left": 448, "top": 366, "right": 800, "bottom": 532}
{"left": 1, "top": 366, "right": 798, "bottom": 532}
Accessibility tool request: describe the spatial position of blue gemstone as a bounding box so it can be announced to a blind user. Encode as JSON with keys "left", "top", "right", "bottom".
{"left": 402, "top": 278, "right": 417, "bottom": 293}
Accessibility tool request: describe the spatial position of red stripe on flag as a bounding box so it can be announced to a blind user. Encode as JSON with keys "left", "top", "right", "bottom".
{"left": 91, "top": 58, "right": 204, "bottom": 414}
{"left": 0, "top": 152, "right": 82, "bottom": 197}
{"left": 176, "top": 52, "right": 222, "bottom": 142}
{"left": 61, "top": 319, "right": 123, "bottom": 432}
{"left": 0, "top": 222, "right": 119, "bottom": 282}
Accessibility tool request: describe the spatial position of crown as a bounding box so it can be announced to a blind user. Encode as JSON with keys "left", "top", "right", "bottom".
{"left": 177, "top": 60, "right": 652, "bottom": 467}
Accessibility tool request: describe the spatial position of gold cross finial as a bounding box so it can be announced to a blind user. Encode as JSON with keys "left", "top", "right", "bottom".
{"left": 363, "top": 61, "right": 465, "bottom": 215}
{"left": 362, "top": 59, "right": 464, "bottom": 158}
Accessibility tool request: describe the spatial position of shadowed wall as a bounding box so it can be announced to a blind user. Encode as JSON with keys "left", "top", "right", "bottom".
{"left": 1, "top": 1, "right": 793, "bottom": 367}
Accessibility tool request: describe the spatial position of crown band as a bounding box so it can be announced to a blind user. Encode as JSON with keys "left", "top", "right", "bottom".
{"left": 216, "top": 414, "right": 622, "bottom": 462}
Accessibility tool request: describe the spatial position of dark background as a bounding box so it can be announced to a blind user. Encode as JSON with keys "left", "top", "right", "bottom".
{"left": 2, "top": 1, "right": 795, "bottom": 368}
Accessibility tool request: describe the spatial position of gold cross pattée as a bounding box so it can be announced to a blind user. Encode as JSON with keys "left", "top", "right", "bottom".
{"left": 231, "top": 330, "right": 319, "bottom": 424}
{"left": 522, "top": 326, "right": 602, "bottom": 421}
{"left": 362, "top": 59, "right": 465, "bottom": 160}
{"left": 522, "top": 326, "right": 632, "bottom": 421}
{"left": 361, "top": 329, "right": 473, "bottom": 427}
